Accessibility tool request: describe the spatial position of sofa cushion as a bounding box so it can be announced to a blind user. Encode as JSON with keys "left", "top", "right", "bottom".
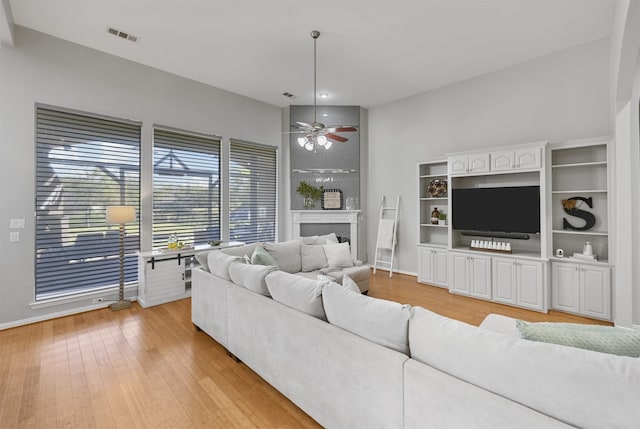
{"left": 322, "top": 282, "right": 411, "bottom": 354}
{"left": 325, "top": 265, "right": 370, "bottom": 285}
{"left": 409, "top": 306, "right": 640, "bottom": 429}
{"left": 207, "top": 251, "right": 243, "bottom": 280}
{"left": 342, "top": 275, "right": 361, "bottom": 294}
{"left": 228, "top": 262, "right": 278, "bottom": 297}
{"left": 323, "top": 242, "right": 354, "bottom": 269}
{"left": 195, "top": 251, "right": 210, "bottom": 272}
{"left": 264, "top": 240, "right": 302, "bottom": 273}
{"left": 251, "top": 244, "right": 278, "bottom": 267}
{"left": 301, "top": 244, "right": 328, "bottom": 272}
{"left": 516, "top": 320, "right": 640, "bottom": 358}
{"left": 266, "top": 271, "right": 326, "bottom": 321}
{"left": 300, "top": 233, "right": 339, "bottom": 245}
{"left": 221, "top": 242, "right": 261, "bottom": 258}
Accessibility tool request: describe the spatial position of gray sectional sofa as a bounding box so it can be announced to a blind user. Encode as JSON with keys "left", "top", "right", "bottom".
{"left": 192, "top": 243, "right": 640, "bottom": 429}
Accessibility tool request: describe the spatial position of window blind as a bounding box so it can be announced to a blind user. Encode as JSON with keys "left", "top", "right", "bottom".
{"left": 153, "top": 128, "right": 221, "bottom": 248}
{"left": 229, "top": 140, "right": 278, "bottom": 243}
{"left": 35, "top": 107, "right": 140, "bottom": 299}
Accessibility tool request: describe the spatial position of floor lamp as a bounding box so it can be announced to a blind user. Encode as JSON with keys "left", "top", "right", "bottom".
{"left": 106, "top": 205, "right": 136, "bottom": 311}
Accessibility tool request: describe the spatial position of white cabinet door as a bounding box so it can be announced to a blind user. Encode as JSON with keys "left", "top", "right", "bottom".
{"left": 491, "top": 150, "right": 515, "bottom": 172}
{"left": 468, "top": 154, "right": 490, "bottom": 173}
{"left": 514, "top": 147, "right": 541, "bottom": 169}
{"left": 551, "top": 262, "right": 580, "bottom": 314}
{"left": 138, "top": 255, "right": 187, "bottom": 308}
{"left": 433, "top": 249, "right": 449, "bottom": 287}
{"left": 517, "top": 260, "right": 544, "bottom": 311}
{"left": 492, "top": 257, "right": 517, "bottom": 305}
{"left": 580, "top": 265, "right": 611, "bottom": 320}
{"left": 469, "top": 254, "right": 491, "bottom": 299}
{"left": 418, "top": 247, "right": 434, "bottom": 284}
{"left": 449, "top": 252, "right": 470, "bottom": 295}
{"left": 448, "top": 156, "right": 468, "bottom": 175}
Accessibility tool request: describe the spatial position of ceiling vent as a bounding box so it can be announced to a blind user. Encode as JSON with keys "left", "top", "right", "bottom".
{"left": 107, "top": 27, "right": 138, "bottom": 42}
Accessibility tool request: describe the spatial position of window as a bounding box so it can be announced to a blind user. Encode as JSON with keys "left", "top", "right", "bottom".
{"left": 35, "top": 107, "right": 140, "bottom": 299}
{"left": 229, "top": 140, "right": 278, "bottom": 243}
{"left": 153, "top": 128, "right": 221, "bottom": 248}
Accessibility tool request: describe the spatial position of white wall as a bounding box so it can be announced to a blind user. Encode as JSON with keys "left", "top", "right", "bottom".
{"left": 610, "top": 0, "right": 640, "bottom": 328}
{"left": 367, "top": 38, "right": 611, "bottom": 276}
{"left": 0, "top": 27, "right": 283, "bottom": 327}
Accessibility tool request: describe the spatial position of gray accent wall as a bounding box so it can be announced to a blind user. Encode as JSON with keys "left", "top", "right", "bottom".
{"left": 289, "top": 105, "right": 360, "bottom": 211}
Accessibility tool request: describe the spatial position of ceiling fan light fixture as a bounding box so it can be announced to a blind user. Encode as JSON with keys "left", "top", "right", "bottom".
{"left": 317, "top": 135, "right": 327, "bottom": 146}
{"left": 297, "top": 137, "right": 307, "bottom": 147}
{"left": 304, "top": 141, "right": 315, "bottom": 151}
{"left": 324, "top": 140, "right": 333, "bottom": 150}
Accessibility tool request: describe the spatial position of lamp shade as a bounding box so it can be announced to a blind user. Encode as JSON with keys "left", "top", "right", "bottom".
{"left": 106, "top": 206, "right": 136, "bottom": 224}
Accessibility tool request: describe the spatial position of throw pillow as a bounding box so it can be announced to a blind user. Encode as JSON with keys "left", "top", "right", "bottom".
{"left": 266, "top": 271, "right": 327, "bottom": 321}
{"left": 195, "top": 251, "right": 210, "bottom": 272}
{"left": 323, "top": 242, "right": 354, "bottom": 268}
{"left": 322, "top": 282, "right": 411, "bottom": 354}
{"left": 207, "top": 251, "right": 243, "bottom": 281}
{"left": 229, "top": 262, "right": 278, "bottom": 296}
{"left": 342, "top": 275, "right": 361, "bottom": 294}
{"left": 264, "top": 240, "right": 302, "bottom": 273}
{"left": 517, "top": 320, "right": 640, "bottom": 358}
{"left": 251, "top": 245, "right": 278, "bottom": 267}
{"left": 301, "top": 244, "right": 328, "bottom": 272}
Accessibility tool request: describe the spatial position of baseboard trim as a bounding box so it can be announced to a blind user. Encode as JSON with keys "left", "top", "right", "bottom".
{"left": 1, "top": 297, "right": 138, "bottom": 331}
{"left": 373, "top": 267, "right": 417, "bottom": 277}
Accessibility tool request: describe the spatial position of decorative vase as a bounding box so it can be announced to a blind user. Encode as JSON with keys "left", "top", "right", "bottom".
{"left": 303, "top": 197, "right": 317, "bottom": 210}
{"left": 427, "top": 179, "right": 448, "bottom": 198}
{"left": 431, "top": 207, "right": 440, "bottom": 225}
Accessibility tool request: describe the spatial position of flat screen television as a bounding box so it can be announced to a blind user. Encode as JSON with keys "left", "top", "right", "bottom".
{"left": 452, "top": 186, "right": 540, "bottom": 234}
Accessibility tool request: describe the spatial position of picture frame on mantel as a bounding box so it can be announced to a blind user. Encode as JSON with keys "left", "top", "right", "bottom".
{"left": 322, "top": 189, "right": 343, "bottom": 210}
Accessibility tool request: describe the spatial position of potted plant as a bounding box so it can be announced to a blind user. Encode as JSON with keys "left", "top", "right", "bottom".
{"left": 438, "top": 212, "right": 447, "bottom": 225}
{"left": 296, "top": 181, "right": 324, "bottom": 209}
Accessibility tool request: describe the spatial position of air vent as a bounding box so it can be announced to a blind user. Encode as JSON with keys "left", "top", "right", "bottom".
{"left": 107, "top": 27, "right": 138, "bottom": 42}
{"left": 282, "top": 92, "right": 296, "bottom": 99}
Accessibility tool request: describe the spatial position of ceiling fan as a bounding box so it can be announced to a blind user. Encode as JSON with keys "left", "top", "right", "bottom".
{"left": 291, "top": 30, "right": 358, "bottom": 152}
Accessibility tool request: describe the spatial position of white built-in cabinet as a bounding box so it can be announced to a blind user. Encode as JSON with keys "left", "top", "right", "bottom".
{"left": 449, "top": 252, "right": 491, "bottom": 300}
{"left": 551, "top": 261, "right": 611, "bottom": 320}
{"left": 492, "top": 257, "right": 544, "bottom": 311}
{"left": 491, "top": 147, "right": 541, "bottom": 172}
{"left": 448, "top": 153, "right": 490, "bottom": 175}
{"left": 417, "top": 245, "right": 448, "bottom": 287}
{"left": 548, "top": 138, "right": 612, "bottom": 320}
{"left": 417, "top": 138, "right": 613, "bottom": 320}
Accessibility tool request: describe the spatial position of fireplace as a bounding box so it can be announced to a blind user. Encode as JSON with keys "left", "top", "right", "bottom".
{"left": 291, "top": 210, "right": 361, "bottom": 259}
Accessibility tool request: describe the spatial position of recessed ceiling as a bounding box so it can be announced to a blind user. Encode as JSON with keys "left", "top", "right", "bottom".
{"left": 7, "top": 0, "right": 616, "bottom": 108}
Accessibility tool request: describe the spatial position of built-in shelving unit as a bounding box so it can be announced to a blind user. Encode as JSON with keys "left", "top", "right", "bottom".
{"left": 416, "top": 139, "right": 613, "bottom": 319}
{"left": 547, "top": 138, "right": 613, "bottom": 321}
{"left": 549, "top": 139, "right": 611, "bottom": 263}
{"left": 418, "top": 160, "right": 449, "bottom": 247}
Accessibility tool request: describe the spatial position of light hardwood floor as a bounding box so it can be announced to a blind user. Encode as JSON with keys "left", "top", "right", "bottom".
{"left": 0, "top": 271, "right": 610, "bottom": 428}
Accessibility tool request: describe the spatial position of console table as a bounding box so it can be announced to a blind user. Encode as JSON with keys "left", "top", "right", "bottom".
{"left": 137, "top": 241, "right": 243, "bottom": 307}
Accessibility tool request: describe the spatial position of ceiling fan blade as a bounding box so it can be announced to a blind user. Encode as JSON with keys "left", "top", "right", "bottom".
{"left": 325, "top": 126, "right": 358, "bottom": 133}
{"left": 326, "top": 133, "right": 349, "bottom": 143}
{"left": 296, "top": 121, "right": 312, "bottom": 128}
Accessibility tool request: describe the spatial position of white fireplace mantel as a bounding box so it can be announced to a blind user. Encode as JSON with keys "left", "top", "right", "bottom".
{"left": 291, "top": 210, "right": 361, "bottom": 258}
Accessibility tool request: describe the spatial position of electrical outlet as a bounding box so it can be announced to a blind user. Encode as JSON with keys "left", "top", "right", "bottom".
{"left": 10, "top": 219, "right": 25, "bottom": 229}
{"left": 92, "top": 297, "right": 104, "bottom": 304}
{"left": 9, "top": 232, "right": 19, "bottom": 242}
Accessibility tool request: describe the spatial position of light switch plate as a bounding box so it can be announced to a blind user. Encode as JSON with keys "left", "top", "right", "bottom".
{"left": 10, "top": 231, "right": 19, "bottom": 242}
{"left": 10, "top": 219, "right": 25, "bottom": 229}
